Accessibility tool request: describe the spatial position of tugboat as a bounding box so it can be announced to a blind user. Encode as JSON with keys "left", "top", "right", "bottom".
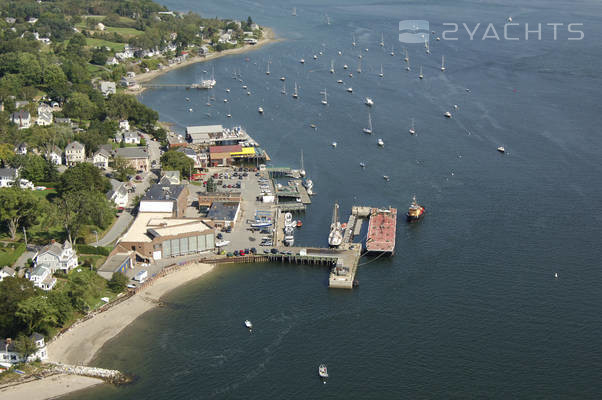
{"left": 318, "top": 364, "right": 329, "bottom": 383}
{"left": 406, "top": 195, "right": 425, "bottom": 222}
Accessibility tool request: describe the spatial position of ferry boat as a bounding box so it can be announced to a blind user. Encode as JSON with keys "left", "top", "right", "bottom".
{"left": 406, "top": 195, "right": 425, "bottom": 222}
{"left": 319, "top": 364, "right": 329, "bottom": 381}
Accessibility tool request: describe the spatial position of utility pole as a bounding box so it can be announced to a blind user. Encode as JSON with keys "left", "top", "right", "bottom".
{"left": 23, "top": 227, "right": 27, "bottom": 248}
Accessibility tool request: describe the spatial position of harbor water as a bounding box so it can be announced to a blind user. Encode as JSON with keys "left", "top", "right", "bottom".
{"left": 65, "top": 0, "right": 602, "bottom": 398}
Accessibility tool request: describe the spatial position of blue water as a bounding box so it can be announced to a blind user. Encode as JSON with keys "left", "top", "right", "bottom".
{"left": 65, "top": 0, "right": 602, "bottom": 398}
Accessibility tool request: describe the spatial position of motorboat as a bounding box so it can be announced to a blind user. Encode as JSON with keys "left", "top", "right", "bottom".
{"left": 258, "top": 107, "right": 264, "bottom": 114}
{"left": 216, "top": 240, "right": 231, "bottom": 247}
{"left": 337, "top": 80, "right": 343, "bottom": 84}
{"left": 379, "top": 64, "right": 384, "bottom": 78}
{"left": 360, "top": 162, "right": 366, "bottom": 168}
{"left": 319, "top": 364, "right": 329, "bottom": 381}
{"left": 377, "top": 138, "right": 384, "bottom": 147}
{"left": 444, "top": 111, "right": 452, "bottom": 118}
{"left": 280, "top": 76, "right": 286, "bottom": 81}
{"left": 363, "top": 112, "right": 373, "bottom": 134}
{"left": 300, "top": 58, "right": 305, "bottom": 64}
{"left": 251, "top": 221, "right": 272, "bottom": 228}
{"left": 332, "top": 142, "right": 337, "bottom": 148}
{"left": 343, "top": 64, "right": 348, "bottom": 70}
{"left": 244, "top": 320, "right": 253, "bottom": 329}
{"left": 313, "top": 54, "right": 318, "bottom": 60}
{"left": 347, "top": 87, "right": 353, "bottom": 93}
{"left": 497, "top": 146, "right": 505, "bottom": 153}
{"left": 383, "top": 175, "right": 390, "bottom": 181}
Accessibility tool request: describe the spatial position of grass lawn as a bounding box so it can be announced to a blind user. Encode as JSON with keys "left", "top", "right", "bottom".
{"left": 0, "top": 243, "right": 26, "bottom": 266}
{"left": 105, "top": 26, "right": 144, "bottom": 37}
{"left": 31, "top": 188, "right": 57, "bottom": 201}
{"left": 86, "top": 38, "right": 125, "bottom": 51}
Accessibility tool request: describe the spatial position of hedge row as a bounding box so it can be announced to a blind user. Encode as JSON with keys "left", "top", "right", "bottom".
{"left": 76, "top": 244, "right": 112, "bottom": 256}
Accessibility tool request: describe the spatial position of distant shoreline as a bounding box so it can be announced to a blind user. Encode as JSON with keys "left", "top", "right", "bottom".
{"left": 129, "top": 27, "right": 279, "bottom": 94}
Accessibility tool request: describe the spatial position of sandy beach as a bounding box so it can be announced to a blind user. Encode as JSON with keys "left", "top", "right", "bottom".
{"left": 0, "top": 374, "right": 104, "bottom": 400}
{"left": 47, "top": 262, "right": 215, "bottom": 366}
{"left": 130, "top": 27, "right": 278, "bottom": 93}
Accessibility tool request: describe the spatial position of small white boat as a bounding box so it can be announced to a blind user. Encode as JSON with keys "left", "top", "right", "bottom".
{"left": 383, "top": 175, "right": 390, "bottom": 181}
{"left": 390, "top": 45, "right": 395, "bottom": 56}
{"left": 359, "top": 162, "right": 366, "bottom": 168}
{"left": 292, "top": 82, "right": 299, "bottom": 99}
{"left": 364, "top": 97, "right": 374, "bottom": 106}
{"left": 348, "top": 73, "right": 353, "bottom": 77}
{"left": 244, "top": 320, "right": 253, "bottom": 329}
{"left": 444, "top": 111, "right": 452, "bottom": 118}
{"left": 319, "top": 364, "right": 329, "bottom": 380}
{"left": 337, "top": 79, "right": 343, "bottom": 84}
{"left": 247, "top": 91, "right": 251, "bottom": 95}
{"left": 216, "top": 240, "right": 231, "bottom": 247}
{"left": 352, "top": 33, "right": 357, "bottom": 47}
{"left": 441, "top": 55, "right": 446, "bottom": 72}
{"left": 313, "top": 54, "right": 318, "bottom": 60}
{"left": 554, "top": 272, "right": 558, "bottom": 278}
{"left": 188, "top": 108, "right": 193, "bottom": 112}
{"left": 378, "top": 64, "right": 384, "bottom": 78}
{"left": 265, "top": 61, "right": 270, "bottom": 75}
{"left": 379, "top": 32, "right": 385, "bottom": 47}
{"left": 223, "top": 99, "right": 228, "bottom": 103}
{"left": 300, "top": 58, "right": 305, "bottom": 64}
{"left": 497, "top": 146, "right": 505, "bottom": 153}
{"left": 242, "top": 85, "right": 248, "bottom": 89}
{"left": 330, "top": 60, "right": 335, "bottom": 74}
{"left": 226, "top": 113, "right": 232, "bottom": 118}
{"left": 332, "top": 142, "right": 337, "bottom": 148}
{"left": 404, "top": 48, "right": 409, "bottom": 62}
{"left": 185, "top": 97, "right": 190, "bottom": 101}
{"left": 258, "top": 107, "right": 264, "bottom": 114}
{"left": 363, "top": 112, "right": 373, "bottom": 134}
{"left": 419, "top": 65, "right": 424, "bottom": 79}
{"left": 225, "top": 88, "right": 230, "bottom": 93}
{"left": 347, "top": 87, "right": 353, "bottom": 93}
{"left": 343, "top": 64, "right": 348, "bottom": 70}
{"left": 409, "top": 118, "right": 416, "bottom": 135}
{"left": 280, "top": 76, "right": 286, "bottom": 81}
{"left": 377, "top": 138, "right": 384, "bottom": 147}
{"left": 321, "top": 89, "right": 328, "bottom": 105}
{"left": 338, "top": 51, "right": 342, "bottom": 55}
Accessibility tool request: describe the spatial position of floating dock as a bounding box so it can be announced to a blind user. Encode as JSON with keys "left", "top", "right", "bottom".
{"left": 365, "top": 207, "right": 397, "bottom": 255}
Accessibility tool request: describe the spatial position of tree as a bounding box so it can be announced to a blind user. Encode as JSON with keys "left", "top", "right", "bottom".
{"left": 58, "top": 162, "right": 110, "bottom": 196}
{"left": 63, "top": 92, "right": 96, "bottom": 121}
{"left": 17, "top": 154, "right": 48, "bottom": 183}
{"left": 113, "top": 156, "right": 135, "bottom": 182}
{"left": 160, "top": 150, "right": 194, "bottom": 178}
{"left": 53, "top": 191, "right": 113, "bottom": 244}
{"left": 0, "top": 277, "right": 36, "bottom": 338}
{"left": 0, "top": 143, "right": 15, "bottom": 167}
{"left": 0, "top": 188, "right": 40, "bottom": 240}
{"left": 91, "top": 47, "right": 110, "bottom": 65}
{"left": 43, "top": 64, "right": 69, "bottom": 100}
{"left": 108, "top": 272, "right": 127, "bottom": 293}
{"left": 16, "top": 296, "right": 58, "bottom": 335}
{"left": 14, "top": 334, "right": 38, "bottom": 360}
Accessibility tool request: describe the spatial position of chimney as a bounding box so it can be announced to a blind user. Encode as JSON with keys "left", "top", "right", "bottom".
{"left": 6, "top": 338, "right": 11, "bottom": 345}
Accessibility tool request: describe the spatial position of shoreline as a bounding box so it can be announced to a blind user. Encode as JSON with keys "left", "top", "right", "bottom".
{"left": 129, "top": 27, "right": 279, "bottom": 94}
{"left": 3, "top": 262, "right": 217, "bottom": 400}
{"left": 47, "top": 262, "right": 215, "bottom": 366}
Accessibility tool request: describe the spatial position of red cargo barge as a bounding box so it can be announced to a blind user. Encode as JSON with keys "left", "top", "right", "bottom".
{"left": 365, "top": 207, "right": 397, "bottom": 255}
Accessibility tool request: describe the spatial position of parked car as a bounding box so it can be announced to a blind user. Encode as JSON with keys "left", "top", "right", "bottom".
{"left": 216, "top": 233, "right": 223, "bottom": 239}
{"left": 270, "top": 248, "right": 278, "bottom": 254}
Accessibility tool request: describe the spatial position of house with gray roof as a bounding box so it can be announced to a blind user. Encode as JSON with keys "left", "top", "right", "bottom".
{"left": 159, "top": 170, "right": 180, "bottom": 185}
{"left": 99, "top": 81, "right": 116, "bottom": 97}
{"left": 45, "top": 145, "right": 62, "bottom": 165}
{"left": 11, "top": 110, "right": 31, "bottom": 129}
{"left": 93, "top": 148, "right": 111, "bottom": 169}
{"left": 27, "top": 265, "right": 56, "bottom": 291}
{"left": 107, "top": 179, "right": 129, "bottom": 209}
{"left": 65, "top": 141, "right": 85, "bottom": 166}
{"left": 123, "top": 131, "right": 140, "bottom": 144}
{"left": 0, "top": 168, "right": 18, "bottom": 188}
{"left": 34, "top": 240, "right": 78, "bottom": 273}
{"left": 0, "top": 266, "right": 16, "bottom": 282}
{"left": 115, "top": 147, "right": 149, "bottom": 172}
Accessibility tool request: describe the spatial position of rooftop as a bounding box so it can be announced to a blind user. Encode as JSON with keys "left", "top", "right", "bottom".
{"left": 186, "top": 124, "right": 223, "bottom": 135}
{"left": 207, "top": 201, "right": 239, "bottom": 222}
{"left": 119, "top": 213, "right": 211, "bottom": 243}
{"left": 142, "top": 184, "right": 186, "bottom": 202}
{"left": 115, "top": 147, "right": 148, "bottom": 159}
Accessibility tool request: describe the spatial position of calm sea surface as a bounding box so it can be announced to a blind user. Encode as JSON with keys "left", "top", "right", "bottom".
{"left": 66, "top": 0, "right": 602, "bottom": 398}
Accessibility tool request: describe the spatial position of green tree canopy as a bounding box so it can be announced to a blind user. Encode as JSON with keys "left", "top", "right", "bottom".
{"left": 58, "top": 162, "right": 111, "bottom": 196}
{"left": 160, "top": 150, "right": 194, "bottom": 178}
{"left": 0, "top": 187, "right": 41, "bottom": 240}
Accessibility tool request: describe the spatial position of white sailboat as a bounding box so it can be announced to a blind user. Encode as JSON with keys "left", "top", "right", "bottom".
{"left": 365, "top": 97, "right": 374, "bottom": 106}
{"left": 363, "top": 112, "right": 373, "bottom": 134}
{"left": 266, "top": 60, "right": 270, "bottom": 75}
{"left": 441, "top": 55, "right": 446, "bottom": 72}
{"left": 380, "top": 32, "right": 385, "bottom": 47}
{"left": 406, "top": 57, "right": 411, "bottom": 71}
{"left": 321, "top": 89, "right": 328, "bottom": 105}
{"left": 379, "top": 64, "right": 384, "bottom": 78}
{"left": 390, "top": 46, "right": 395, "bottom": 56}
{"left": 330, "top": 60, "right": 335, "bottom": 74}
{"left": 325, "top": 14, "right": 331, "bottom": 25}
{"left": 281, "top": 81, "right": 286, "bottom": 95}
{"left": 404, "top": 48, "right": 409, "bottom": 62}
{"left": 292, "top": 82, "right": 299, "bottom": 99}
{"left": 409, "top": 118, "right": 416, "bottom": 135}
{"left": 356, "top": 58, "right": 362, "bottom": 73}
{"left": 292, "top": 7, "right": 296, "bottom": 16}
{"left": 419, "top": 65, "right": 423, "bottom": 79}
{"left": 352, "top": 33, "right": 357, "bottom": 47}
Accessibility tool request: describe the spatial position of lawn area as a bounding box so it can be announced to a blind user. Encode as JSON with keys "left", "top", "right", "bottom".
{"left": 0, "top": 243, "right": 26, "bottom": 266}
{"left": 31, "top": 188, "right": 57, "bottom": 201}
{"left": 106, "top": 26, "right": 144, "bottom": 37}
{"left": 86, "top": 37, "right": 125, "bottom": 51}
